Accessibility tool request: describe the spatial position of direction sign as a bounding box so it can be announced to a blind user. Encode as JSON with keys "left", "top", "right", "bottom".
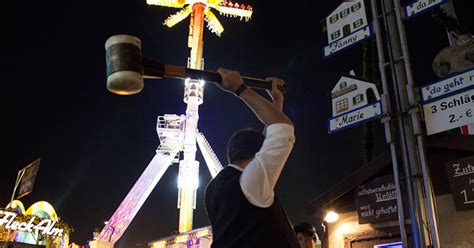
{"left": 422, "top": 88, "right": 474, "bottom": 135}
{"left": 404, "top": 0, "right": 448, "bottom": 20}
{"left": 328, "top": 75, "right": 382, "bottom": 133}
{"left": 323, "top": 0, "right": 372, "bottom": 58}
{"left": 420, "top": 68, "right": 474, "bottom": 103}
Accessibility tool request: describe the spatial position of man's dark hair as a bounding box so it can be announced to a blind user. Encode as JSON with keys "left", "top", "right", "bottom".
{"left": 294, "top": 222, "right": 316, "bottom": 241}
{"left": 227, "top": 128, "right": 265, "bottom": 164}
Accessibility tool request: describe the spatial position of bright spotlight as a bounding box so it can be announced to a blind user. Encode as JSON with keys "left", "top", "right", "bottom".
{"left": 324, "top": 211, "right": 339, "bottom": 223}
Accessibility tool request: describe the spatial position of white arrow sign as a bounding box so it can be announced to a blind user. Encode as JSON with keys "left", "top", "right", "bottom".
{"left": 420, "top": 68, "right": 474, "bottom": 103}
{"left": 422, "top": 88, "right": 474, "bottom": 135}
{"left": 404, "top": 0, "right": 448, "bottom": 20}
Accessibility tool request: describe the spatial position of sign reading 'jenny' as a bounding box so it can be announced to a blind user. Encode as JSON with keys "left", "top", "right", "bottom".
{"left": 323, "top": 0, "right": 372, "bottom": 57}
{"left": 328, "top": 75, "right": 382, "bottom": 133}
{"left": 355, "top": 175, "right": 399, "bottom": 224}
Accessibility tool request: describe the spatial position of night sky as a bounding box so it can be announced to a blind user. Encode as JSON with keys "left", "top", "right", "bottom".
{"left": 8, "top": 0, "right": 473, "bottom": 247}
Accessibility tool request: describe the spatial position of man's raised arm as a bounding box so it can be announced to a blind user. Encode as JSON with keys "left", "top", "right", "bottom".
{"left": 216, "top": 68, "right": 293, "bottom": 126}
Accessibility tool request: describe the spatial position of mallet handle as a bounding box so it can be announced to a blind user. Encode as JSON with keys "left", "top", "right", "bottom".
{"left": 142, "top": 58, "right": 288, "bottom": 92}
{"left": 186, "top": 68, "right": 288, "bottom": 93}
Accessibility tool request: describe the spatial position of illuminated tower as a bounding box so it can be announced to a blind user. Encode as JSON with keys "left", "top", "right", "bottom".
{"left": 93, "top": 1, "right": 253, "bottom": 246}
{"left": 147, "top": 0, "right": 252, "bottom": 233}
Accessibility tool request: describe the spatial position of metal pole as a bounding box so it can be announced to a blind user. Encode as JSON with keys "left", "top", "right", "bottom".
{"left": 392, "top": 0, "right": 441, "bottom": 246}
{"left": 379, "top": 0, "right": 425, "bottom": 246}
{"left": 8, "top": 169, "right": 25, "bottom": 208}
{"left": 370, "top": 0, "right": 407, "bottom": 245}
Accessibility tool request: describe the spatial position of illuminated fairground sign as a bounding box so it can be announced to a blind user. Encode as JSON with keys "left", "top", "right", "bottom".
{"left": 0, "top": 210, "right": 64, "bottom": 237}
{"left": 0, "top": 200, "right": 70, "bottom": 248}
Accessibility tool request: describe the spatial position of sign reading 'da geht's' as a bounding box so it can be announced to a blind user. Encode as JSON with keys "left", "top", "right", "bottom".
{"left": 420, "top": 68, "right": 474, "bottom": 103}
{"left": 403, "top": 0, "right": 448, "bottom": 20}
{"left": 445, "top": 156, "right": 474, "bottom": 211}
{"left": 422, "top": 88, "right": 473, "bottom": 135}
{"left": 355, "top": 175, "right": 399, "bottom": 224}
{"left": 0, "top": 211, "right": 64, "bottom": 237}
{"left": 328, "top": 75, "right": 382, "bottom": 133}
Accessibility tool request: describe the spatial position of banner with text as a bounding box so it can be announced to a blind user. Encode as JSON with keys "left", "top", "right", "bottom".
{"left": 17, "top": 158, "right": 41, "bottom": 199}
{"left": 355, "top": 175, "right": 399, "bottom": 224}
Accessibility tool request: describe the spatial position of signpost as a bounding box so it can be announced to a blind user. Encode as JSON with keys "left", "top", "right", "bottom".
{"left": 355, "top": 176, "right": 399, "bottom": 224}
{"left": 420, "top": 68, "right": 474, "bottom": 135}
{"left": 328, "top": 75, "right": 382, "bottom": 133}
{"left": 403, "top": 0, "right": 448, "bottom": 20}
{"left": 445, "top": 156, "right": 474, "bottom": 211}
{"left": 322, "top": 0, "right": 447, "bottom": 245}
{"left": 323, "top": 0, "right": 372, "bottom": 58}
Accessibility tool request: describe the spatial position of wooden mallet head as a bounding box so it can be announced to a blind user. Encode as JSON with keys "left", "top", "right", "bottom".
{"left": 105, "top": 35, "right": 150, "bottom": 95}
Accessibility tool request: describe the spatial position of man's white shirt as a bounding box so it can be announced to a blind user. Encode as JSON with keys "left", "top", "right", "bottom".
{"left": 227, "top": 123, "right": 295, "bottom": 208}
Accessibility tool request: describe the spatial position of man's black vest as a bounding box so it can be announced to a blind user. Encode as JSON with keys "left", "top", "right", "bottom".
{"left": 204, "top": 166, "right": 300, "bottom": 248}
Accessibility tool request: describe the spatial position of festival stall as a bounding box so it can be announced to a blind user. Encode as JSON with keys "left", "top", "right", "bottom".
{"left": 0, "top": 200, "right": 71, "bottom": 248}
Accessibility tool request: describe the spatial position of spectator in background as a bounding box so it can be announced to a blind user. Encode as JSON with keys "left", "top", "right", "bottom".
{"left": 294, "top": 222, "right": 318, "bottom": 248}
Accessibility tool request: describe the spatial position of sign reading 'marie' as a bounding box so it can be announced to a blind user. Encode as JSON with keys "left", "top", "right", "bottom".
{"left": 0, "top": 210, "right": 64, "bottom": 237}
{"left": 328, "top": 75, "right": 382, "bottom": 133}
